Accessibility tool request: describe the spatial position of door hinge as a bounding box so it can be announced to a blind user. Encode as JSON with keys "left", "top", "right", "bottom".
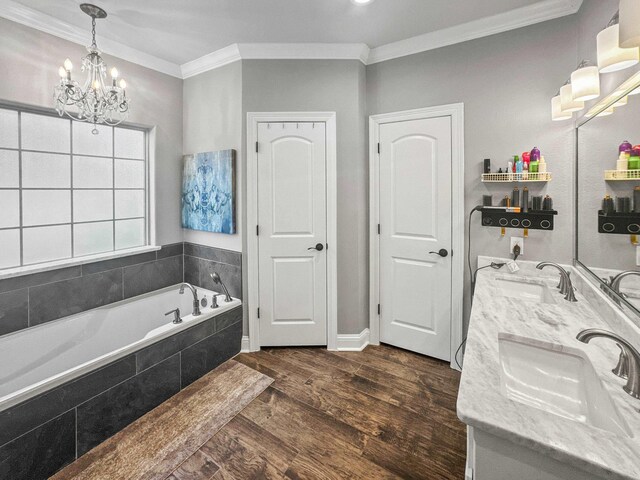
{"left": 256, "top": 141, "right": 259, "bottom": 153}
{"left": 377, "top": 304, "right": 381, "bottom": 315}
{"left": 377, "top": 224, "right": 380, "bottom": 235}
{"left": 256, "top": 225, "right": 259, "bottom": 236}
{"left": 377, "top": 143, "right": 380, "bottom": 154}
{"left": 257, "top": 308, "right": 260, "bottom": 319}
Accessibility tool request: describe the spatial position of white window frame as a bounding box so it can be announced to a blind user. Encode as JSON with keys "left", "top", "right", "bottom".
{"left": 0, "top": 103, "right": 157, "bottom": 280}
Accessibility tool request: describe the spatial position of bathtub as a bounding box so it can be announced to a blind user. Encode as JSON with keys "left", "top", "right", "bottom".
{"left": 0, "top": 285, "right": 242, "bottom": 412}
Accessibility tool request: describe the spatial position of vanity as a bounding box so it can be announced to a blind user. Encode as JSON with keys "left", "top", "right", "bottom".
{"left": 459, "top": 61, "right": 640, "bottom": 480}
{"left": 458, "top": 259, "right": 640, "bottom": 480}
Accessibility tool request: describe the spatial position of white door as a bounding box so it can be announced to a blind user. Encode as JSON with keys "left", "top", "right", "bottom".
{"left": 257, "top": 122, "right": 327, "bottom": 346}
{"left": 378, "top": 116, "right": 452, "bottom": 360}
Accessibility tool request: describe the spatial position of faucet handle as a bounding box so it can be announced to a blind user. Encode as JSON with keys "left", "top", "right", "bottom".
{"left": 165, "top": 308, "right": 182, "bottom": 324}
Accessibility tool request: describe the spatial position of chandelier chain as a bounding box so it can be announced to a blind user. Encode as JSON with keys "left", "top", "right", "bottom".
{"left": 91, "top": 16, "right": 97, "bottom": 49}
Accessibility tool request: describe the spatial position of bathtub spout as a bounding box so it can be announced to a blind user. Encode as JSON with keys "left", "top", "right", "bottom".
{"left": 179, "top": 283, "right": 201, "bottom": 316}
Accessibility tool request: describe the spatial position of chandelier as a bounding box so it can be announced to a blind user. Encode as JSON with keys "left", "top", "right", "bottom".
{"left": 54, "top": 4, "right": 129, "bottom": 134}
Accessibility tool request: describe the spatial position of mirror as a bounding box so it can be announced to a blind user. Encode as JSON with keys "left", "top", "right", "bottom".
{"left": 576, "top": 75, "right": 640, "bottom": 318}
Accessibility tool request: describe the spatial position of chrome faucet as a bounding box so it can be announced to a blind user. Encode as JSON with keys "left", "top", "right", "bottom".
{"left": 608, "top": 270, "right": 640, "bottom": 298}
{"left": 536, "top": 262, "right": 577, "bottom": 302}
{"left": 165, "top": 308, "right": 182, "bottom": 324}
{"left": 179, "top": 283, "right": 201, "bottom": 316}
{"left": 210, "top": 272, "right": 233, "bottom": 302}
{"left": 577, "top": 328, "right": 640, "bottom": 399}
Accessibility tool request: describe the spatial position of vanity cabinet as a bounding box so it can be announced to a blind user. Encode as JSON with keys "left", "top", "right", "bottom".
{"left": 466, "top": 427, "right": 605, "bottom": 480}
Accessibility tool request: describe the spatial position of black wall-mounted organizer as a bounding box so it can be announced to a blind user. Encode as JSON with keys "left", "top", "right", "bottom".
{"left": 481, "top": 208, "right": 558, "bottom": 231}
{"left": 598, "top": 211, "right": 640, "bottom": 234}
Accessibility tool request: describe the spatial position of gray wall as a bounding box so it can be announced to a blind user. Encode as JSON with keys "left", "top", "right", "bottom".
{"left": 242, "top": 60, "right": 368, "bottom": 335}
{"left": 366, "top": 16, "right": 579, "bottom": 328}
{"left": 0, "top": 17, "right": 184, "bottom": 245}
{"left": 183, "top": 62, "right": 244, "bottom": 252}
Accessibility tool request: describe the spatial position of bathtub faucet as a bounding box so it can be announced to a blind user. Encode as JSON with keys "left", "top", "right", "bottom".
{"left": 179, "top": 283, "right": 201, "bottom": 316}
{"left": 210, "top": 272, "right": 233, "bottom": 302}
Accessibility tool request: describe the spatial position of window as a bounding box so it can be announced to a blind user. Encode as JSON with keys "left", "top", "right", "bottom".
{"left": 0, "top": 106, "right": 149, "bottom": 270}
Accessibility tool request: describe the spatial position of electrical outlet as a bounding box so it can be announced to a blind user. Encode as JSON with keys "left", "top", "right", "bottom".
{"left": 510, "top": 236, "right": 524, "bottom": 256}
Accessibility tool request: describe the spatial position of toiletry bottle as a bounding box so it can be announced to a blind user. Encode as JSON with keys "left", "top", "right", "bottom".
{"left": 484, "top": 158, "right": 491, "bottom": 174}
{"left": 629, "top": 147, "right": 640, "bottom": 170}
{"left": 538, "top": 156, "right": 547, "bottom": 174}
{"left": 620, "top": 140, "right": 633, "bottom": 157}
{"left": 522, "top": 160, "right": 529, "bottom": 180}
{"left": 542, "top": 195, "right": 553, "bottom": 211}
{"left": 515, "top": 156, "right": 523, "bottom": 175}
{"left": 522, "top": 187, "right": 529, "bottom": 213}
{"left": 507, "top": 161, "right": 513, "bottom": 180}
{"left": 618, "top": 152, "right": 629, "bottom": 171}
{"left": 530, "top": 147, "right": 541, "bottom": 163}
{"left": 530, "top": 159, "right": 539, "bottom": 173}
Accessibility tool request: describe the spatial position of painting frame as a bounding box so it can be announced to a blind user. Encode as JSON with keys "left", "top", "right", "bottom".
{"left": 181, "top": 149, "right": 236, "bottom": 234}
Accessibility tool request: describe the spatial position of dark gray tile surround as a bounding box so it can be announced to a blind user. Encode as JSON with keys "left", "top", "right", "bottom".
{"left": 0, "top": 243, "right": 184, "bottom": 335}
{"left": 183, "top": 242, "right": 242, "bottom": 300}
{"left": 0, "top": 307, "right": 243, "bottom": 480}
{"left": 0, "top": 242, "right": 243, "bottom": 337}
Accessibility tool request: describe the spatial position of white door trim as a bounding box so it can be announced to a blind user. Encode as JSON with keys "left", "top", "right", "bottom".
{"left": 369, "top": 103, "right": 465, "bottom": 370}
{"left": 247, "top": 112, "right": 338, "bottom": 352}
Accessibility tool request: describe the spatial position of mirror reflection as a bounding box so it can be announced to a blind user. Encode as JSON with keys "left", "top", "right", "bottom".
{"left": 577, "top": 82, "right": 640, "bottom": 312}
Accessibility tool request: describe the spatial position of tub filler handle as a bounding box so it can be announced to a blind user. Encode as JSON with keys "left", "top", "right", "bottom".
{"left": 165, "top": 308, "right": 182, "bottom": 324}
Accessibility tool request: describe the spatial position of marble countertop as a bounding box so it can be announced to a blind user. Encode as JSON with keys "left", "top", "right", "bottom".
{"left": 457, "top": 260, "right": 640, "bottom": 480}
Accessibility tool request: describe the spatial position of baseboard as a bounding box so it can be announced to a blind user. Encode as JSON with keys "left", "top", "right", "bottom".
{"left": 241, "top": 335, "right": 251, "bottom": 353}
{"left": 336, "top": 328, "right": 370, "bottom": 351}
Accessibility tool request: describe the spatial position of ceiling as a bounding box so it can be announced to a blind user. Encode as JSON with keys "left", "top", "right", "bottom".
{"left": 11, "top": 0, "right": 562, "bottom": 64}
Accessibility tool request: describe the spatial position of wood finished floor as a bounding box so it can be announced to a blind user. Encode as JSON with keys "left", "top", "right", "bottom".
{"left": 168, "top": 344, "right": 466, "bottom": 480}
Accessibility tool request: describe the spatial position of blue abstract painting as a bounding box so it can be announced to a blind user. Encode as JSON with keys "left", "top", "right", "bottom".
{"left": 181, "top": 150, "right": 236, "bottom": 234}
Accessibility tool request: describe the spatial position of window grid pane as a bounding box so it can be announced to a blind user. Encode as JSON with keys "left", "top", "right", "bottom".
{"left": 0, "top": 105, "right": 148, "bottom": 271}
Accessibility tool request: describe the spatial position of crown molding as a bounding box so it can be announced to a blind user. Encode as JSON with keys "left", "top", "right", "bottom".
{"left": 181, "top": 43, "right": 369, "bottom": 78}
{"left": 1, "top": 0, "right": 582, "bottom": 78}
{"left": 181, "top": 44, "right": 242, "bottom": 79}
{"left": 0, "top": 0, "right": 182, "bottom": 78}
{"left": 367, "top": 0, "right": 583, "bottom": 64}
{"left": 238, "top": 43, "right": 370, "bottom": 64}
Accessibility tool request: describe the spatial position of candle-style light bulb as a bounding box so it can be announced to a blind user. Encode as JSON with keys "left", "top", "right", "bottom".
{"left": 110, "top": 67, "right": 119, "bottom": 79}
{"left": 119, "top": 79, "right": 126, "bottom": 89}
{"left": 58, "top": 66, "right": 67, "bottom": 78}
{"left": 92, "top": 79, "right": 100, "bottom": 90}
{"left": 63, "top": 58, "right": 73, "bottom": 71}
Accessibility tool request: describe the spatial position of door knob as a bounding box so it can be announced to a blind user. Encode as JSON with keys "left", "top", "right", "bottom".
{"left": 308, "top": 243, "right": 324, "bottom": 252}
{"left": 429, "top": 248, "right": 449, "bottom": 258}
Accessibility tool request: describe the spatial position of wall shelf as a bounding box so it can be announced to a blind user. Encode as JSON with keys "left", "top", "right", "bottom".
{"left": 481, "top": 172, "right": 552, "bottom": 183}
{"left": 604, "top": 170, "right": 640, "bottom": 181}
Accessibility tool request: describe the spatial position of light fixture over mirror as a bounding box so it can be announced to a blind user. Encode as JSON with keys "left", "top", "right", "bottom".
{"left": 570, "top": 62, "right": 600, "bottom": 101}
{"left": 560, "top": 83, "right": 584, "bottom": 112}
{"left": 53, "top": 3, "right": 130, "bottom": 134}
{"left": 620, "top": 0, "right": 640, "bottom": 48}
{"left": 551, "top": 95, "right": 572, "bottom": 121}
{"left": 597, "top": 12, "right": 639, "bottom": 73}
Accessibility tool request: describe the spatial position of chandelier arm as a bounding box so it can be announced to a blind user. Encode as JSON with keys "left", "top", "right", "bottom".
{"left": 54, "top": 4, "right": 129, "bottom": 133}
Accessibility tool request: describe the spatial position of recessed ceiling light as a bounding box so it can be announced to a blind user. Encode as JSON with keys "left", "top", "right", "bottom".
{"left": 351, "top": 0, "right": 375, "bottom": 5}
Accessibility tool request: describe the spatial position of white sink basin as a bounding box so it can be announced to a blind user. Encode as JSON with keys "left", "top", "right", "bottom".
{"left": 494, "top": 277, "right": 557, "bottom": 304}
{"left": 498, "top": 333, "right": 631, "bottom": 437}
